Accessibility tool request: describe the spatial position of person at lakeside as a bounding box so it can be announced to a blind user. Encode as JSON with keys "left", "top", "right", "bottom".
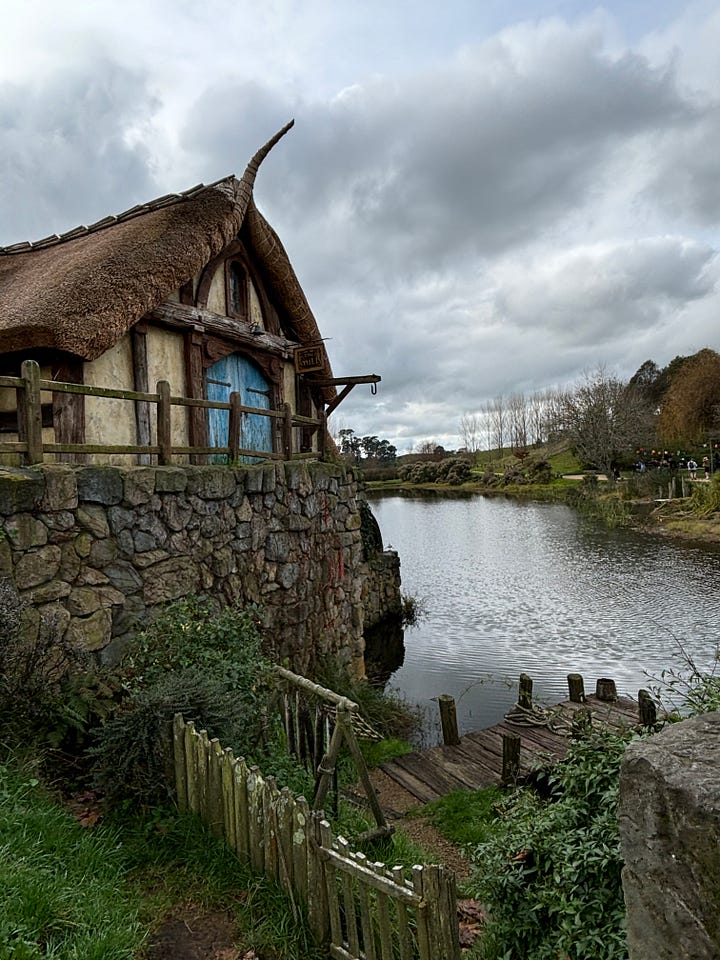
{"left": 703, "top": 456, "right": 711, "bottom": 480}
{"left": 687, "top": 458, "right": 698, "bottom": 480}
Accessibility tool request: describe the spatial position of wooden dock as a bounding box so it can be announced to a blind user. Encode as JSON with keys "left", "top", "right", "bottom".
{"left": 380, "top": 676, "right": 650, "bottom": 804}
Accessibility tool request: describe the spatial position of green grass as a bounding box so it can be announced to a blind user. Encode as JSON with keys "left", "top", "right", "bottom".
{"left": 0, "top": 758, "right": 326, "bottom": 960}
{"left": 0, "top": 762, "right": 144, "bottom": 959}
{"left": 417, "top": 786, "right": 502, "bottom": 849}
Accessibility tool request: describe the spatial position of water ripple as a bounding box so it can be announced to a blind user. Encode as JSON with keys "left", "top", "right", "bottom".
{"left": 369, "top": 493, "right": 720, "bottom": 741}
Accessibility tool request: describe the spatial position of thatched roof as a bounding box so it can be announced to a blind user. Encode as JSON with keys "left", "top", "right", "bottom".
{"left": 0, "top": 121, "right": 331, "bottom": 379}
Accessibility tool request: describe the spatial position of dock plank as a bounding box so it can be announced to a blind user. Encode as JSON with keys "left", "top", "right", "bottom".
{"left": 381, "top": 694, "right": 641, "bottom": 804}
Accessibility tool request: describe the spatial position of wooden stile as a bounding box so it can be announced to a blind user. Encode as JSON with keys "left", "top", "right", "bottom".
{"left": 277, "top": 787, "right": 295, "bottom": 895}
{"left": 234, "top": 758, "right": 250, "bottom": 860}
{"left": 412, "top": 866, "right": 431, "bottom": 960}
{"left": 392, "top": 866, "right": 414, "bottom": 960}
{"left": 291, "top": 796, "right": 310, "bottom": 904}
{"left": 173, "top": 714, "right": 188, "bottom": 812}
{"left": 183, "top": 720, "right": 199, "bottom": 814}
{"left": 221, "top": 747, "right": 236, "bottom": 849}
{"left": 263, "top": 776, "right": 280, "bottom": 883}
{"left": 208, "top": 738, "right": 224, "bottom": 838}
{"left": 247, "top": 766, "right": 265, "bottom": 873}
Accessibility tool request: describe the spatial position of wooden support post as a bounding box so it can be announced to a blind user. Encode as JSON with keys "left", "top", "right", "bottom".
{"left": 438, "top": 694, "right": 460, "bottom": 746}
{"left": 19, "top": 360, "right": 43, "bottom": 464}
{"left": 502, "top": 732, "right": 521, "bottom": 785}
{"left": 596, "top": 677, "right": 617, "bottom": 702}
{"left": 282, "top": 402, "right": 293, "bottom": 460}
{"left": 567, "top": 673, "right": 585, "bottom": 703}
{"left": 638, "top": 689, "right": 657, "bottom": 728}
{"left": 312, "top": 709, "right": 346, "bottom": 811}
{"left": 228, "top": 391, "right": 241, "bottom": 462}
{"left": 157, "top": 380, "right": 172, "bottom": 465}
{"left": 518, "top": 673, "right": 533, "bottom": 709}
{"left": 132, "top": 326, "right": 151, "bottom": 465}
{"left": 318, "top": 410, "right": 327, "bottom": 460}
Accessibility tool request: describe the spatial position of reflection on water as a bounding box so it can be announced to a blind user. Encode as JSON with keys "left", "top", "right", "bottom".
{"left": 367, "top": 492, "right": 720, "bottom": 743}
{"left": 364, "top": 615, "right": 405, "bottom": 684}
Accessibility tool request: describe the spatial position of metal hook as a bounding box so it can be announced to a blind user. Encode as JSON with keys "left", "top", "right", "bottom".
{"left": 370, "top": 381, "right": 378, "bottom": 396}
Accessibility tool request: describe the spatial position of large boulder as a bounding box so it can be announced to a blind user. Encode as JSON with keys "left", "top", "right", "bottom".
{"left": 619, "top": 711, "right": 720, "bottom": 960}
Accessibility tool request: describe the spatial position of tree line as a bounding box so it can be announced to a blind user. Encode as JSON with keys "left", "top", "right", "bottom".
{"left": 334, "top": 348, "right": 720, "bottom": 476}
{"left": 457, "top": 348, "right": 720, "bottom": 475}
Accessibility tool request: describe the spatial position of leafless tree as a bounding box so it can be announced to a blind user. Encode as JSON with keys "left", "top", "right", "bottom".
{"left": 489, "top": 394, "right": 507, "bottom": 454}
{"left": 459, "top": 412, "right": 482, "bottom": 453}
{"left": 508, "top": 391, "right": 528, "bottom": 451}
{"left": 558, "top": 368, "right": 646, "bottom": 474}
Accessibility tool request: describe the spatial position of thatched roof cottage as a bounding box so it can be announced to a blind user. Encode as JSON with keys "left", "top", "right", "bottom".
{"left": 0, "top": 121, "right": 352, "bottom": 463}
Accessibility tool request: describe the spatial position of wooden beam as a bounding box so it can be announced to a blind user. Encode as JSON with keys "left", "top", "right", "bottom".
{"left": 132, "top": 327, "right": 151, "bottom": 465}
{"left": 52, "top": 358, "right": 85, "bottom": 463}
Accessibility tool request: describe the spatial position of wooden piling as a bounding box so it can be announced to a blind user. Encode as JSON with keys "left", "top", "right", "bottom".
{"left": 438, "top": 694, "right": 460, "bottom": 746}
{"left": 638, "top": 689, "right": 657, "bottom": 728}
{"left": 502, "top": 732, "right": 521, "bottom": 785}
{"left": 596, "top": 677, "right": 617, "bottom": 702}
{"left": 567, "top": 673, "right": 585, "bottom": 703}
{"left": 518, "top": 673, "right": 533, "bottom": 709}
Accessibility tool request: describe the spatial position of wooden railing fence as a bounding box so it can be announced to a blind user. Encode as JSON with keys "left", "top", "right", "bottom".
{"left": 275, "top": 665, "right": 391, "bottom": 837}
{"left": 172, "top": 714, "right": 461, "bottom": 960}
{"left": 0, "top": 359, "right": 326, "bottom": 465}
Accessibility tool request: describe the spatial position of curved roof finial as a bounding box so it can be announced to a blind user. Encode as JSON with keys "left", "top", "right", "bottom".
{"left": 237, "top": 119, "right": 295, "bottom": 197}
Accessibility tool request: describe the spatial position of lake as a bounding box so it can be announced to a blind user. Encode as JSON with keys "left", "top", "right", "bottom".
{"left": 366, "top": 491, "right": 720, "bottom": 744}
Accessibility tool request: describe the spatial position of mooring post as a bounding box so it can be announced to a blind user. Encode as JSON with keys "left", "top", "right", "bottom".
{"left": 567, "top": 673, "right": 585, "bottom": 703}
{"left": 438, "top": 694, "right": 460, "bottom": 746}
{"left": 638, "top": 689, "right": 657, "bottom": 728}
{"left": 518, "top": 673, "right": 533, "bottom": 709}
{"left": 502, "top": 732, "right": 521, "bottom": 785}
{"left": 596, "top": 677, "right": 617, "bottom": 702}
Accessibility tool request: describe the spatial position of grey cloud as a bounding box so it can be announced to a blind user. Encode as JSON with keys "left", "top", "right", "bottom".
{"left": 492, "top": 237, "right": 717, "bottom": 347}
{"left": 0, "top": 61, "right": 158, "bottom": 243}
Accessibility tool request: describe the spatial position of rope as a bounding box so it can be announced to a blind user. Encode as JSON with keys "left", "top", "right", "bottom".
{"left": 503, "top": 702, "right": 573, "bottom": 735}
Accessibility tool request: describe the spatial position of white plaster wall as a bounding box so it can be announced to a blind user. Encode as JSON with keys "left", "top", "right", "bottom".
{"left": 84, "top": 337, "right": 135, "bottom": 464}
{"left": 206, "top": 267, "right": 225, "bottom": 315}
{"left": 146, "top": 327, "right": 189, "bottom": 452}
{"left": 249, "top": 279, "right": 265, "bottom": 330}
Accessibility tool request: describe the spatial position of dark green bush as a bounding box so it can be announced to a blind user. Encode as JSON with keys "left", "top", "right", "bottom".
{"left": 91, "top": 596, "right": 275, "bottom": 807}
{"left": 469, "top": 728, "right": 638, "bottom": 960}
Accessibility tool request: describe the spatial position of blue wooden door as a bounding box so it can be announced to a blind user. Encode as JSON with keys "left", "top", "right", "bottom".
{"left": 206, "top": 354, "right": 272, "bottom": 462}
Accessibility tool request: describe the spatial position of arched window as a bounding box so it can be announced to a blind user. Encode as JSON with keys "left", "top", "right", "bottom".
{"left": 227, "top": 261, "right": 247, "bottom": 318}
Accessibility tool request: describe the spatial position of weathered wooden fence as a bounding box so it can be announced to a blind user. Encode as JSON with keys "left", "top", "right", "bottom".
{"left": 0, "top": 359, "right": 326, "bottom": 464}
{"left": 172, "top": 714, "right": 461, "bottom": 960}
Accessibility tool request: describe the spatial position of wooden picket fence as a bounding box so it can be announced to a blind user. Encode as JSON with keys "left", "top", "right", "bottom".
{"left": 172, "top": 714, "right": 461, "bottom": 960}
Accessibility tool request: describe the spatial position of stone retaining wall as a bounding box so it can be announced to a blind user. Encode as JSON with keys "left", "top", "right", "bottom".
{"left": 0, "top": 461, "right": 395, "bottom": 676}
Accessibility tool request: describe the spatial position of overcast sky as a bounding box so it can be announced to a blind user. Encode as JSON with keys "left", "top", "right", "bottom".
{"left": 2, "top": 1, "right": 720, "bottom": 450}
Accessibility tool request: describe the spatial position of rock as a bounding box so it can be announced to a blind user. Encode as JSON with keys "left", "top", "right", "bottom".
{"left": 75, "top": 467, "right": 123, "bottom": 505}
{"left": 3, "top": 514, "right": 48, "bottom": 549}
{"left": 0, "top": 467, "right": 44, "bottom": 515}
{"left": 66, "top": 608, "right": 112, "bottom": 652}
{"left": 77, "top": 505, "right": 110, "bottom": 539}
{"left": 121, "top": 467, "right": 156, "bottom": 505}
{"left": 186, "top": 466, "right": 236, "bottom": 500}
{"left": 67, "top": 587, "right": 102, "bottom": 616}
{"left": 38, "top": 465, "right": 78, "bottom": 511}
{"left": 142, "top": 556, "right": 201, "bottom": 604}
{"left": 619, "top": 712, "right": 720, "bottom": 960}
{"left": 14, "top": 545, "right": 62, "bottom": 589}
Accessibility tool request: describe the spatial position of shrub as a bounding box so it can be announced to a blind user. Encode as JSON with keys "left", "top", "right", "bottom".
{"left": 90, "top": 671, "right": 251, "bottom": 807}
{"left": 469, "top": 728, "right": 638, "bottom": 960}
{"left": 0, "top": 577, "right": 113, "bottom": 752}
{"left": 91, "top": 596, "right": 275, "bottom": 807}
